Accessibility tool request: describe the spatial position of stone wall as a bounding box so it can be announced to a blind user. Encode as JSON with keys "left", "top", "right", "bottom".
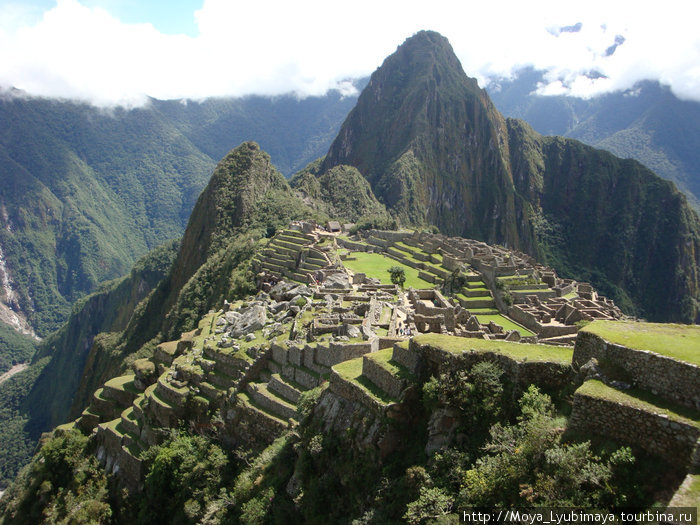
{"left": 573, "top": 331, "right": 700, "bottom": 410}
{"left": 508, "top": 306, "right": 579, "bottom": 338}
{"left": 362, "top": 356, "right": 406, "bottom": 399}
{"left": 368, "top": 230, "right": 412, "bottom": 243}
{"left": 409, "top": 339, "right": 574, "bottom": 391}
{"left": 392, "top": 342, "right": 422, "bottom": 374}
{"left": 328, "top": 368, "right": 390, "bottom": 414}
{"left": 314, "top": 340, "right": 378, "bottom": 368}
{"left": 569, "top": 387, "right": 700, "bottom": 468}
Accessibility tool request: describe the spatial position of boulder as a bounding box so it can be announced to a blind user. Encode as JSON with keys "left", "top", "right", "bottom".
{"left": 344, "top": 323, "right": 362, "bottom": 339}
{"left": 270, "top": 301, "right": 289, "bottom": 314}
{"left": 225, "top": 311, "right": 242, "bottom": 324}
{"left": 288, "top": 284, "right": 313, "bottom": 297}
{"left": 230, "top": 305, "right": 267, "bottom": 338}
{"left": 324, "top": 272, "right": 351, "bottom": 289}
{"left": 270, "top": 280, "right": 297, "bottom": 301}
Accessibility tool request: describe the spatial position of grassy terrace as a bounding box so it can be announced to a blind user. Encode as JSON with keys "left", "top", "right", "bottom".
{"left": 341, "top": 251, "right": 432, "bottom": 289}
{"left": 577, "top": 380, "right": 700, "bottom": 428}
{"left": 412, "top": 333, "right": 573, "bottom": 364}
{"left": 366, "top": 348, "right": 416, "bottom": 382}
{"left": 582, "top": 320, "right": 700, "bottom": 366}
{"left": 104, "top": 374, "right": 139, "bottom": 394}
{"left": 474, "top": 314, "right": 536, "bottom": 337}
{"left": 333, "top": 357, "right": 395, "bottom": 404}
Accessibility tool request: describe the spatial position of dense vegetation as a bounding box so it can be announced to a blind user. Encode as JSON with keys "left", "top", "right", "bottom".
{"left": 0, "top": 364, "right": 670, "bottom": 524}
{"left": 0, "top": 241, "right": 178, "bottom": 490}
{"left": 0, "top": 89, "right": 357, "bottom": 336}
{"left": 0, "top": 324, "right": 36, "bottom": 375}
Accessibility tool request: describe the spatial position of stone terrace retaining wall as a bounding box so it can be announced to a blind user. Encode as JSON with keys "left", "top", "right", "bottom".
{"left": 569, "top": 388, "right": 700, "bottom": 468}
{"left": 407, "top": 339, "right": 573, "bottom": 391}
{"left": 328, "top": 368, "right": 390, "bottom": 414}
{"left": 314, "top": 340, "right": 378, "bottom": 368}
{"left": 362, "top": 356, "right": 406, "bottom": 399}
{"left": 573, "top": 331, "right": 700, "bottom": 410}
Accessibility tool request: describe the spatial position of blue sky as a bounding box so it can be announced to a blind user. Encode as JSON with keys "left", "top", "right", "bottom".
{"left": 1, "top": 0, "right": 202, "bottom": 35}
{"left": 1, "top": 0, "right": 698, "bottom": 106}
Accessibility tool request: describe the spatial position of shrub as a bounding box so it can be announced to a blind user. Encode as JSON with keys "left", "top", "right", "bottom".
{"left": 388, "top": 266, "right": 406, "bottom": 287}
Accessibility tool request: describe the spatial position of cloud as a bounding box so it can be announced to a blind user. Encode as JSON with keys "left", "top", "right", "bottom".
{"left": 0, "top": 0, "right": 699, "bottom": 106}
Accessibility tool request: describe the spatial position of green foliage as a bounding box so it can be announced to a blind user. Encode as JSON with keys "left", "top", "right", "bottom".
{"left": 388, "top": 265, "right": 407, "bottom": 287}
{"left": 442, "top": 269, "right": 468, "bottom": 296}
{"left": 291, "top": 163, "right": 389, "bottom": 223}
{"left": 0, "top": 429, "right": 110, "bottom": 525}
{"left": 422, "top": 361, "right": 505, "bottom": 433}
{"left": 0, "top": 357, "right": 49, "bottom": 490}
{"left": 139, "top": 432, "right": 232, "bottom": 525}
{"left": 296, "top": 385, "right": 325, "bottom": 422}
{"left": 456, "top": 386, "right": 638, "bottom": 508}
{"left": 0, "top": 324, "right": 36, "bottom": 375}
{"left": 349, "top": 213, "right": 399, "bottom": 234}
{"left": 404, "top": 486, "right": 453, "bottom": 524}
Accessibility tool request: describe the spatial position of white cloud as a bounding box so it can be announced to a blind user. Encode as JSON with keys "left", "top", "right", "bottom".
{"left": 0, "top": 0, "right": 699, "bottom": 106}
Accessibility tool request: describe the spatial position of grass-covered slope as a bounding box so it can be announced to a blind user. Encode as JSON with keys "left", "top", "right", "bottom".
{"left": 290, "top": 162, "right": 389, "bottom": 223}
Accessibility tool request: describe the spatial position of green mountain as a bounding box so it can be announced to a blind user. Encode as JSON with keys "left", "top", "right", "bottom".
{"left": 322, "top": 31, "right": 532, "bottom": 249}
{"left": 488, "top": 69, "right": 700, "bottom": 212}
{"left": 319, "top": 31, "right": 700, "bottom": 322}
{"left": 0, "top": 90, "right": 357, "bottom": 336}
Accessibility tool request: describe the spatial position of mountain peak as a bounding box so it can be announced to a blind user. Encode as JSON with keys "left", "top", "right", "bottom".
{"left": 321, "top": 31, "right": 519, "bottom": 244}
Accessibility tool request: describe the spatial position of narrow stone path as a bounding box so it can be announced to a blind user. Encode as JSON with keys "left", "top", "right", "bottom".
{"left": 0, "top": 363, "right": 28, "bottom": 385}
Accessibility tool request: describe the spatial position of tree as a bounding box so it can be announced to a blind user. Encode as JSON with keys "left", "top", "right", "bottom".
{"left": 388, "top": 266, "right": 406, "bottom": 287}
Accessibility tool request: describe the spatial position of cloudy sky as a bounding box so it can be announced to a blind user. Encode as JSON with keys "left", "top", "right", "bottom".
{"left": 0, "top": 0, "right": 698, "bottom": 106}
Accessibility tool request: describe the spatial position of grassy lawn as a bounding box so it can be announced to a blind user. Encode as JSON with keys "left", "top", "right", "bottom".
{"left": 475, "top": 314, "right": 536, "bottom": 337}
{"left": 582, "top": 320, "right": 700, "bottom": 366}
{"left": 577, "top": 380, "right": 700, "bottom": 428}
{"left": 342, "top": 251, "right": 433, "bottom": 288}
{"left": 412, "top": 333, "right": 573, "bottom": 364}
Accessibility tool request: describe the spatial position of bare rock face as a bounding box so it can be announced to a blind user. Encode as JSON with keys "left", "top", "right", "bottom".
{"left": 424, "top": 407, "right": 460, "bottom": 455}
{"left": 230, "top": 305, "right": 267, "bottom": 338}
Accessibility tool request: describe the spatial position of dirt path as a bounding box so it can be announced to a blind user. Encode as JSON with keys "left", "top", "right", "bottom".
{"left": 0, "top": 363, "right": 28, "bottom": 385}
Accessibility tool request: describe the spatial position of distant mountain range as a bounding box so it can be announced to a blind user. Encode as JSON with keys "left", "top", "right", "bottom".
{"left": 487, "top": 68, "right": 700, "bottom": 212}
